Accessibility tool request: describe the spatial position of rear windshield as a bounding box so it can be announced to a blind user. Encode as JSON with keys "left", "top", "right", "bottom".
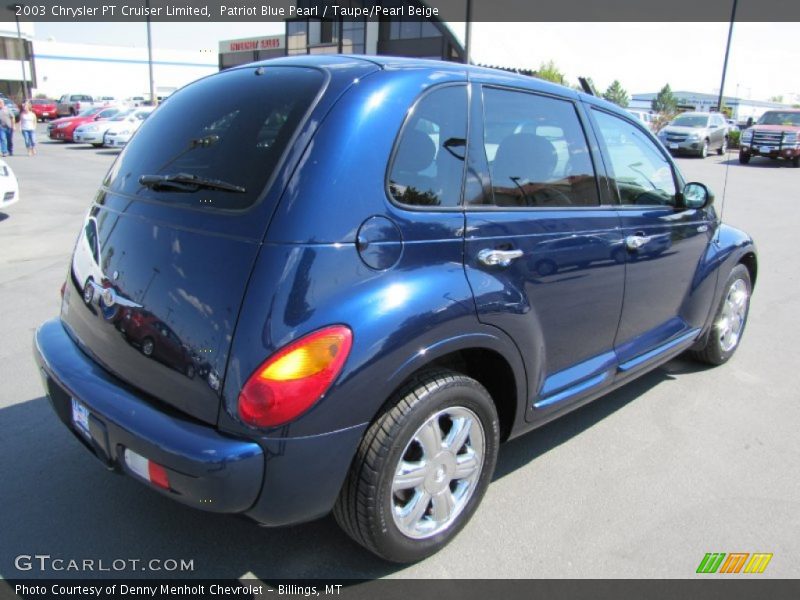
{"left": 104, "top": 66, "right": 324, "bottom": 211}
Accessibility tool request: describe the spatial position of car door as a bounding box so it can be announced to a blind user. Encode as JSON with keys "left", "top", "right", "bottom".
{"left": 463, "top": 84, "right": 626, "bottom": 420}
{"left": 588, "top": 108, "right": 714, "bottom": 372}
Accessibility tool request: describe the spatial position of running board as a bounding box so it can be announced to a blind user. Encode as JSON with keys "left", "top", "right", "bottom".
{"left": 533, "top": 372, "right": 610, "bottom": 409}
{"left": 617, "top": 328, "right": 701, "bottom": 373}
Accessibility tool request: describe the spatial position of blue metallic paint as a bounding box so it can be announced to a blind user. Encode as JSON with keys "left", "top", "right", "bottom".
{"left": 35, "top": 56, "right": 757, "bottom": 527}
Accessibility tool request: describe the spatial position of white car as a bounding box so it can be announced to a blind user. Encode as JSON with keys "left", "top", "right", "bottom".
{"left": 628, "top": 109, "right": 657, "bottom": 131}
{"left": 103, "top": 107, "right": 155, "bottom": 148}
{"left": 73, "top": 108, "right": 132, "bottom": 147}
{"left": 71, "top": 215, "right": 104, "bottom": 303}
{"left": 0, "top": 159, "right": 19, "bottom": 210}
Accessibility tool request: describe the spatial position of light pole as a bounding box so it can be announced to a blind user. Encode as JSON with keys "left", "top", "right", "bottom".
{"left": 716, "top": 0, "right": 738, "bottom": 115}
{"left": 146, "top": 0, "right": 156, "bottom": 105}
{"left": 8, "top": 4, "right": 29, "bottom": 100}
{"left": 464, "top": 0, "right": 472, "bottom": 65}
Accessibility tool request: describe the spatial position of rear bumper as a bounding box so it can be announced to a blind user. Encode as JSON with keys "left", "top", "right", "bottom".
{"left": 34, "top": 318, "right": 367, "bottom": 526}
{"left": 34, "top": 318, "right": 265, "bottom": 514}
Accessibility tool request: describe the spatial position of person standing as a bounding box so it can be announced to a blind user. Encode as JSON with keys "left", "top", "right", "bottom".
{"left": 0, "top": 100, "right": 10, "bottom": 157}
{"left": 20, "top": 101, "right": 37, "bottom": 156}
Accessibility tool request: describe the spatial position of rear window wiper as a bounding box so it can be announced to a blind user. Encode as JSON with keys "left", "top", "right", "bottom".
{"left": 138, "top": 172, "right": 246, "bottom": 193}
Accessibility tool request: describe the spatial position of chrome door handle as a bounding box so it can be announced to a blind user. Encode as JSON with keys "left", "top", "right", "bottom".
{"left": 625, "top": 235, "right": 652, "bottom": 251}
{"left": 477, "top": 248, "right": 524, "bottom": 267}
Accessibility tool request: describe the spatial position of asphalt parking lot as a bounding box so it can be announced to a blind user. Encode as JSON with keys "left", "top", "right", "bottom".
{"left": 1, "top": 128, "right": 798, "bottom": 580}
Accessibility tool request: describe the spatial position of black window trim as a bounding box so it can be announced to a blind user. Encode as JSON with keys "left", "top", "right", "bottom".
{"left": 384, "top": 80, "right": 470, "bottom": 213}
{"left": 587, "top": 105, "right": 685, "bottom": 210}
{"left": 464, "top": 82, "right": 606, "bottom": 213}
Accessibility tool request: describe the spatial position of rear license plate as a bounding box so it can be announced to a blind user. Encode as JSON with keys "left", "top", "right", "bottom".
{"left": 71, "top": 398, "right": 91, "bottom": 439}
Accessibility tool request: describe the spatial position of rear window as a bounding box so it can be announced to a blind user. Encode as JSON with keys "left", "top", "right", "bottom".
{"left": 104, "top": 66, "right": 325, "bottom": 211}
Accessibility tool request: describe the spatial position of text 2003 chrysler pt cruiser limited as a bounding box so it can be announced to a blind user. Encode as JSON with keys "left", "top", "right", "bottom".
{"left": 35, "top": 56, "right": 757, "bottom": 563}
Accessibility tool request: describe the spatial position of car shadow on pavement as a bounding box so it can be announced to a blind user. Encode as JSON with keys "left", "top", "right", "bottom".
{"left": 0, "top": 397, "right": 399, "bottom": 580}
{"left": 494, "top": 363, "right": 679, "bottom": 481}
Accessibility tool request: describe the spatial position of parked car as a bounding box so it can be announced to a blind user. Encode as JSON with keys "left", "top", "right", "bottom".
{"left": 657, "top": 111, "right": 729, "bottom": 157}
{"left": 627, "top": 109, "right": 656, "bottom": 131}
{"left": 102, "top": 107, "right": 155, "bottom": 147}
{"left": 56, "top": 93, "right": 96, "bottom": 117}
{"left": 116, "top": 308, "right": 197, "bottom": 378}
{"left": 35, "top": 56, "right": 757, "bottom": 564}
{"left": 73, "top": 108, "right": 134, "bottom": 146}
{"left": 739, "top": 109, "right": 800, "bottom": 167}
{"left": 30, "top": 98, "right": 58, "bottom": 121}
{"left": 0, "top": 158, "right": 19, "bottom": 210}
{"left": 48, "top": 106, "right": 121, "bottom": 142}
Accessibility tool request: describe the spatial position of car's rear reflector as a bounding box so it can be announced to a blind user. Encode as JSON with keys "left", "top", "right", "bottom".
{"left": 123, "top": 448, "right": 170, "bottom": 490}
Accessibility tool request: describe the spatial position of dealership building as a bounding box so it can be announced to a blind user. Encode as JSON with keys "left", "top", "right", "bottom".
{"left": 0, "top": 20, "right": 217, "bottom": 101}
{"left": 218, "top": 13, "right": 464, "bottom": 70}
{"left": 629, "top": 91, "right": 788, "bottom": 125}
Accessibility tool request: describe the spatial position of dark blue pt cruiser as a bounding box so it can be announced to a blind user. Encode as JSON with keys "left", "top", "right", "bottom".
{"left": 34, "top": 56, "right": 757, "bottom": 563}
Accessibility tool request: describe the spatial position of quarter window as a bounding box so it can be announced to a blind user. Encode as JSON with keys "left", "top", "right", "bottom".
{"left": 477, "top": 87, "right": 599, "bottom": 208}
{"left": 592, "top": 110, "right": 677, "bottom": 207}
{"left": 388, "top": 86, "right": 468, "bottom": 208}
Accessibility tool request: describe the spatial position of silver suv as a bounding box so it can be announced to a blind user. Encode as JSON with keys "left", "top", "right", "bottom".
{"left": 657, "top": 111, "right": 729, "bottom": 158}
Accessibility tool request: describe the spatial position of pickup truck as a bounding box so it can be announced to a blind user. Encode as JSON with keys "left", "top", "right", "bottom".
{"left": 56, "top": 94, "right": 96, "bottom": 117}
{"left": 739, "top": 109, "right": 800, "bottom": 167}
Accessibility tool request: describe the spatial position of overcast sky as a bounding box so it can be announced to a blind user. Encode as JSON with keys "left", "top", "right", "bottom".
{"left": 32, "top": 21, "right": 799, "bottom": 102}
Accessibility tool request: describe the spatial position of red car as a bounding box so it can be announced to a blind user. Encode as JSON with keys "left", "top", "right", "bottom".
{"left": 47, "top": 105, "right": 121, "bottom": 142}
{"left": 30, "top": 98, "right": 58, "bottom": 121}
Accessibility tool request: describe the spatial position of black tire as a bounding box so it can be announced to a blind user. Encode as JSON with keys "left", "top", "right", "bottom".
{"left": 688, "top": 264, "right": 752, "bottom": 366}
{"left": 141, "top": 337, "right": 155, "bottom": 357}
{"left": 717, "top": 136, "right": 728, "bottom": 155}
{"left": 334, "top": 369, "right": 500, "bottom": 563}
{"left": 739, "top": 151, "right": 751, "bottom": 164}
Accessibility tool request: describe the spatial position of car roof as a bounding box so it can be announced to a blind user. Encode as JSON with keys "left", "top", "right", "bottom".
{"left": 233, "top": 54, "right": 627, "bottom": 118}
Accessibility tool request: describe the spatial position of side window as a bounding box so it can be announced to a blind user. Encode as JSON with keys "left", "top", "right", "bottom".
{"left": 388, "top": 85, "right": 467, "bottom": 208}
{"left": 592, "top": 110, "right": 677, "bottom": 207}
{"left": 478, "top": 87, "right": 599, "bottom": 208}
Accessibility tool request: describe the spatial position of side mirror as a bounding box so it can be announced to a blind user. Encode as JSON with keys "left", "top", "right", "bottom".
{"left": 682, "top": 182, "right": 714, "bottom": 209}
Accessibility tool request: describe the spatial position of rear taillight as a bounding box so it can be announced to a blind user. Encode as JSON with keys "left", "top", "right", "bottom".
{"left": 238, "top": 325, "right": 353, "bottom": 428}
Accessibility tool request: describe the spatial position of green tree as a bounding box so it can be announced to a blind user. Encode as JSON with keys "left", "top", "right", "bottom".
{"left": 769, "top": 95, "right": 784, "bottom": 104}
{"left": 652, "top": 84, "right": 678, "bottom": 115}
{"left": 602, "top": 80, "right": 629, "bottom": 107}
{"left": 536, "top": 60, "right": 566, "bottom": 86}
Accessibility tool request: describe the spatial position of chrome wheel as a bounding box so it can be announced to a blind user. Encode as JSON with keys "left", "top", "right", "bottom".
{"left": 391, "top": 406, "right": 485, "bottom": 539}
{"left": 715, "top": 278, "right": 749, "bottom": 352}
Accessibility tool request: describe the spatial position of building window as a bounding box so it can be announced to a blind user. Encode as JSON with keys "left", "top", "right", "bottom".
{"left": 342, "top": 20, "right": 366, "bottom": 54}
{"left": 389, "top": 17, "right": 441, "bottom": 40}
{"left": 287, "top": 19, "right": 307, "bottom": 55}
